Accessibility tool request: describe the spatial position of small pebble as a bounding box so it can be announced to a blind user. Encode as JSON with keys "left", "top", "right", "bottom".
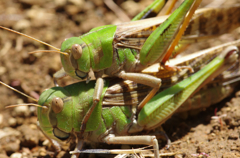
{"left": 175, "top": 154, "right": 183, "bottom": 158}
{"left": 0, "top": 114, "right": 3, "bottom": 125}
{"left": 18, "top": 0, "right": 43, "bottom": 5}
{"left": 42, "top": 139, "right": 49, "bottom": 146}
{"left": 16, "top": 99, "right": 24, "bottom": 104}
{"left": 56, "top": 151, "right": 67, "bottom": 158}
{"left": 13, "top": 19, "right": 31, "bottom": 30}
{"left": 13, "top": 106, "right": 30, "bottom": 117}
{"left": 29, "top": 117, "right": 37, "bottom": 124}
{"left": 54, "top": 0, "right": 67, "bottom": 7}
{"left": 0, "top": 66, "right": 7, "bottom": 75}
{"left": 26, "top": 7, "right": 54, "bottom": 21}
{"left": 29, "top": 106, "right": 36, "bottom": 114}
{"left": 228, "top": 132, "right": 239, "bottom": 140}
{"left": 0, "top": 127, "right": 21, "bottom": 139}
{"left": 38, "top": 148, "right": 47, "bottom": 156}
{"left": 0, "top": 154, "right": 9, "bottom": 158}
{"left": 10, "top": 80, "right": 21, "bottom": 87}
{"left": 10, "top": 153, "right": 22, "bottom": 158}
{"left": 5, "top": 141, "right": 20, "bottom": 154}
{"left": 65, "top": 5, "right": 80, "bottom": 15}
{"left": 29, "top": 124, "right": 38, "bottom": 130}
{"left": 21, "top": 148, "right": 32, "bottom": 158}
{"left": 222, "top": 152, "right": 236, "bottom": 158}
{"left": 121, "top": 1, "right": 140, "bottom": 17}
{"left": 8, "top": 118, "right": 17, "bottom": 127}
{"left": 18, "top": 125, "right": 39, "bottom": 147}
{"left": 16, "top": 117, "right": 24, "bottom": 125}
{"left": 69, "top": 0, "right": 84, "bottom": 7}
{"left": 22, "top": 152, "right": 29, "bottom": 158}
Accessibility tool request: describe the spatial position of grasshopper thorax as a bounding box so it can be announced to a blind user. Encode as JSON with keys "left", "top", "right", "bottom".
{"left": 60, "top": 37, "right": 90, "bottom": 80}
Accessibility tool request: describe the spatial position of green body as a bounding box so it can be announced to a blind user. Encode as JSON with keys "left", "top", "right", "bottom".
{"left": 60, "top": 25, "right": 117, "bottom": 79}
{"left": 38, "top": 49, "right": 234, "bottom": 142}
{"left": 60, "top": 0, "right": 196, "bottom": 79}
{"left": 37, "top": 79, "right": 134, "bottom": 141}
{"left": 38, "top": 80, "right": 109, "bottom": 140}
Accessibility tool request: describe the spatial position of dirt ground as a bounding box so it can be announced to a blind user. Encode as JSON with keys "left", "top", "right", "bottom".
{"left": 0, "top": 0, "right": 240, "bottom": 158}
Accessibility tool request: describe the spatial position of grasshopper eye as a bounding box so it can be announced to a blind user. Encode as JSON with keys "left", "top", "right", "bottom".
{"left": 71, "top": 44, "right": 82, "bottom": 60}
{"left": 75, "top": 70, "right": 87, "bottom": 79}
{"left": 53, "top": 128, "right": 70, "bottom": 140}
{"left": 52, "top": 97, "right": 63, "bottom": 114}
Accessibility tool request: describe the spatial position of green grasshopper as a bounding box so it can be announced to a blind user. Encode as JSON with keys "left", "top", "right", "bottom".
{"left": 27, "top": 46, "right": 240, "bottom": 158}
{"left": 2, "top": 43, "right": 239, "bottom": 158}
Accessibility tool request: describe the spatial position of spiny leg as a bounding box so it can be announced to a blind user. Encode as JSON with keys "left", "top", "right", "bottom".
{"left": 193, "top": 46, "right": 239, "bottom": 94}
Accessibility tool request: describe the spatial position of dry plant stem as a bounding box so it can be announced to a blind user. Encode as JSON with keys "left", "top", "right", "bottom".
{"left": 104, "top": 0, "right": 131, "bottom": 22}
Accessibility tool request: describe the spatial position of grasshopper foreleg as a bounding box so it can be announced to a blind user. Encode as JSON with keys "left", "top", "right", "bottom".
{"left": 80, "top": 73, "right": 104, "bottom": 135}
{"left": 53, "top": 67, "right": 67, "bottom": 86}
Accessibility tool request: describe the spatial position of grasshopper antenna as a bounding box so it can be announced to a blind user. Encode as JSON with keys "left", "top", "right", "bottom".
{"left": 0, "top": 81, "right": 37, "bottom": 102}
{"left": 0, "top": 81, "right": 48, "bottom": 109}
{"left": 0, "top": 26, "right": 61, "bottom": 52}
{"left": 29, "top": 50, "right": 69, "bottom": 56}
{"left": 6, "top": 103, "right": 47, "bottom": 109}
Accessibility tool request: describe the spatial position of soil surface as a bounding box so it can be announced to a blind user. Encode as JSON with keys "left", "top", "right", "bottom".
{"left": 0, "top": 0, "right": 240, "bottom": 158}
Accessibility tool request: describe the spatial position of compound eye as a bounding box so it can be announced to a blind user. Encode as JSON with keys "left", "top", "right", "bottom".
{"left": 53, "top": 128, "right": 70, "bottom": 141}
{"left": 75, "top": 70, "right": 87, "bottom": 79}
{"left": 52, "top": 97, "right": 64, "bottom": 114}
{"left": 71, "top": 44, "right": 82, "bottom": 60}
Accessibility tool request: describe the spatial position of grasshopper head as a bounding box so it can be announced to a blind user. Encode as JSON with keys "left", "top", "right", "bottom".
{"left": 37, "top": 87, "right": 73, "bottom": 142}
{"left": 60, "top": 37, "right": 90, "bottom": 80}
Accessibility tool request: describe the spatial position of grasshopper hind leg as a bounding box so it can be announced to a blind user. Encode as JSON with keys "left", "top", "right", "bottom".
{"left": 118, "top": 71, "right": 161, "bottom": 112}
{"left": 71, "top": 135, "right": 160, "bottom": 158}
